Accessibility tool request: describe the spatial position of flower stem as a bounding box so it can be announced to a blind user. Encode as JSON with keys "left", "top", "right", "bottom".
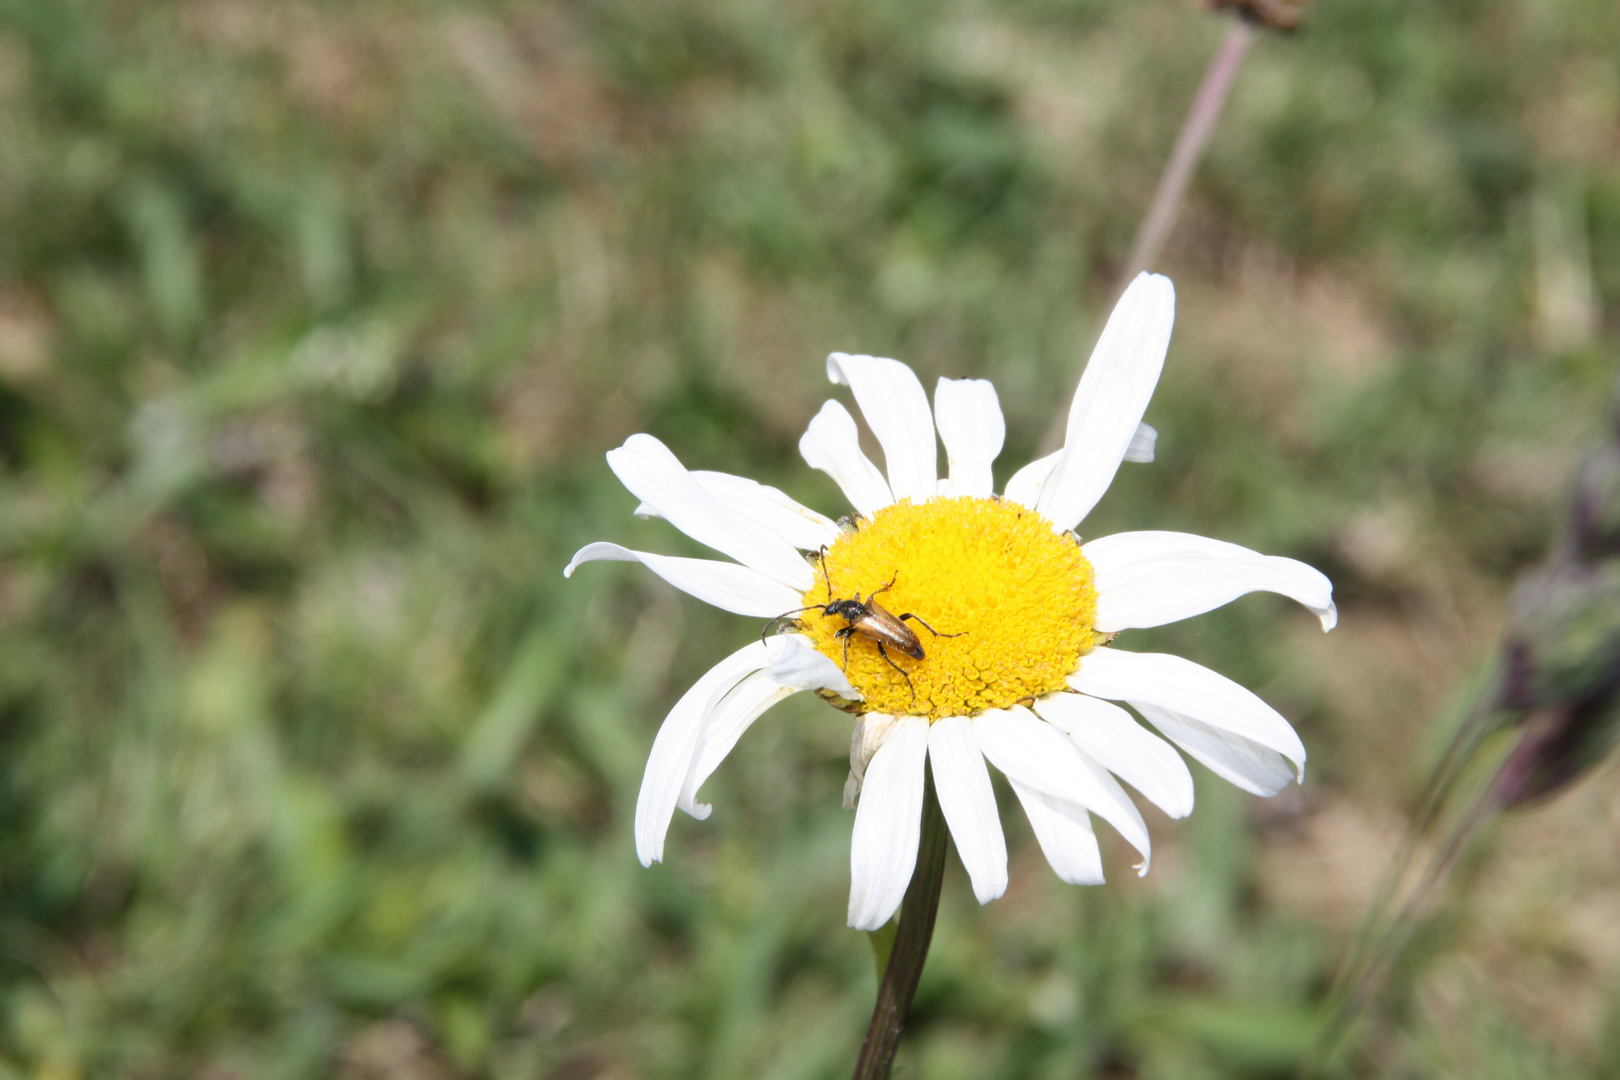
{"left": 851, "top": 766, "right": 947, "bottom": 1080}
{"left": 1116, "top": 19, "right": 1254, "bottom": 292}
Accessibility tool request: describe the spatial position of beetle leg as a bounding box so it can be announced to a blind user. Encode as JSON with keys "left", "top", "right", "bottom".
{"left": 874, "top": 640, "right": 916, "bottom": 705}
{"left": 897, "top": 613, "right": 964, "bottom": 639}
{"left": 835, "top": 625, "right": 856, "bottom": 671}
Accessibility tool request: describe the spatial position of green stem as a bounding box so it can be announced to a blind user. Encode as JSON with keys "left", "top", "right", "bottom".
{"left": 851, "top": 766, "right": 948, "bottom": 1080}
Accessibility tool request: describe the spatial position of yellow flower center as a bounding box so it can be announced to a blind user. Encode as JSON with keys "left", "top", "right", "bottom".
{"left": 799, "top": 496, "right": 1101, "bottom": 720}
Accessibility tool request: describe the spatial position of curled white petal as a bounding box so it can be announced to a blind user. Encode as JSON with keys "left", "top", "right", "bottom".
{"left": 636, "top": 470, "right": 839, "bottom": 552}
{"left": 635, "top": 639, "right": 774, "bottom": 866}
{"left": 827, "top": 353, "right": 937, "bottom": 504}
{"left": 1086, "top": 534, "right": 1336, "bottom": 632}
{"left": 1081, "top": 529, "right": 1256, "bottom": 569}
{"left": 1124, "top": 422, "right": 1157, "bottom": 463}
{"left": 1002, "top": 425, "right": 1153, "bottom": 511}
{"left": 564, "top": 542, "right": 802, "bottom": 618}
{"left": 607, "top": 435, "right": 813, "bottom": 590}
{"left": 928, "top": 715, "right": 1007, "bottom": 904}
{"left": 1003, "top": 449, "right": 1060, "bottom": 510}
{"left": 1136, "top": 703, "right": 1297, "bottom": 797}
{"left": 1008, "top": 780, "right": 1105, "bottom": 885}
{"left": 1068, "top": 646, "right": 1306, "bottom": 783}
{"left": 934, "top": 378, "right": 1004, "bottom": 499}
{"left": 972, "top": 706, "right": 1151, "bottom": 872}
{"left": 678, "top": 668, "right": 799, "bottom": 819}
{"left": 767, "top": 634, "right": 859, "bottom": 698}
{"left": 1036, "top": 273, "right": 1175, "bottom": 533}
{"left": 848, "top": 715, "right": 930, "bottom": 930}
{"left": 845, "top": 712, "right": 906, "bottom": 809}
{"left": 799, "top": 400, "right": 893, "bottom": 517}
{"left": 1034, "top": 692, "right": 1194, "bottom": 820}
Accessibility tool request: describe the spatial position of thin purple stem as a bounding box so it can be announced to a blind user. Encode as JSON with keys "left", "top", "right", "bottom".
{"left": 1041, "top": 18, "right": 1255, "bottom": 455}
{"left": 1119, "top": 20, "right": 1254, "bottom": 291}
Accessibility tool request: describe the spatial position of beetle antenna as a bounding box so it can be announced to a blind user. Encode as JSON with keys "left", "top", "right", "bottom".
{"left": 760, "top": 604, "right": 827, "bottom": 643}
{"left": 868, "top": 572, "right": 898, "bottom": 603}
{"left": 816, "top": 546, "right": 834, "bottom": 602}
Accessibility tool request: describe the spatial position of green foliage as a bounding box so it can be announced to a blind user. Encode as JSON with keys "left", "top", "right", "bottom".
{"left": 0, "top": 0, "right": 1615, "bottom": 1076}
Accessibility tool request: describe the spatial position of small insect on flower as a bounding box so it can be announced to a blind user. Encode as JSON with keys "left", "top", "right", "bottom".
{"left": 762, "top": 551, "right": 961, "bottom": 703}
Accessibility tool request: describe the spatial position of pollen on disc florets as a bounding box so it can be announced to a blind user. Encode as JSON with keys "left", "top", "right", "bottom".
{"left": 799, "top": 496, "right": 1102, "bottom": 720}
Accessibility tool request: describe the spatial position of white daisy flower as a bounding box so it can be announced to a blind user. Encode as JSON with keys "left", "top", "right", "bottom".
{"left": 566, "top": 273, "right": 1335, "bottom": 932}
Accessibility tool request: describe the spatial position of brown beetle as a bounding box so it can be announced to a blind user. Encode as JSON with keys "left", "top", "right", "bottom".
{"left": 763, "top": 551, "right": 961, "bottom": 702}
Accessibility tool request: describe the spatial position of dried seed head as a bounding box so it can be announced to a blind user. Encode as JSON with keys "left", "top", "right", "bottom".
{"left": 1204, "top": 0, "right": 1314, "bottom": 32}
{"left": 1569, "top": 443, "right": 1620, "bottom": 562}
{"left": 1494, "top": 394, "right": 1620, "bottom": 807}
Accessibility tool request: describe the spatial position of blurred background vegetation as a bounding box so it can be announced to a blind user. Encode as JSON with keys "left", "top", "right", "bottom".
{"left": 0, "top": 0, "right": 1617, "bottom": 1076}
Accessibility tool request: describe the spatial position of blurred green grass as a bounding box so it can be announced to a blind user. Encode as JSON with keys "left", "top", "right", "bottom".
{"left": 0, "top": 0, "right": 1617, "bottom": 1076}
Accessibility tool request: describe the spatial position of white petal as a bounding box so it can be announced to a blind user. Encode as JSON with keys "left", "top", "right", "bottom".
{"left": 1002, "top": 424, "right": 1155, "bottom": 510}
{"left": 972, "top": 706, "right": 1151, "bottom": 871}
{"left": 635, "top": 639, "right": 773, "bottom": 866}
{"left": 636, "top": 470, "right": 840, "bottom": 552}
{"left": 678, "top": 668, "right": 799, "bottom": 819}
{"left": 1124, "top": 422, "right": 1157, "bottom": 463}
{"left": 1086, "top": 536, "right": 1336, "bottom": 632}
{"left": 1036, "top": 273, "right": 1175, "bottom": 532}
{"left": 1082, "top": 529, "right": 1256, "bottom": 567}
{"left": 827, "top": 353, "right": 937, "bottom": 504}
{"left": 767, "top": 634, "right": 859, "bottom": 698}
{"left": 1136, "top": 703, "right": 1297, "bottom": 797}
{"left": 799, "top": 400, "right": 893, "bottom": 517}
{"left": 1034, "top": 692, "right": 1194, "bottom": 820}
{"left": 928, "top": 716, "right": 1007, "bottom": 904}
{"left": 845, "top": 712, "right": 906, "bottom": 809}
{"left": 1003, "top": 449, "right": 1060, "bottom": 510}
{"left": 848, "top": 714, "right": 930, "bottom": 930}
{"left": 933, "top": 378, "right": 1004, "bottom": 499}
{"left": 1008, "top": 780, "right": 1105, "bottom": 885}
{"left": 1068, "top": 646, "right": 1306, "bottom": 782}
{"left": 608, "top": 435, "right": 813, "bottom": 590}
{"left": 564, "top": 542, "right": 802, "bottom": 618}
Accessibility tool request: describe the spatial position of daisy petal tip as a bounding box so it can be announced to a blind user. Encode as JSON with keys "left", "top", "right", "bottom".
{"left": 975, "top": 880, "right": 1009, "bottom": 906}
{"left": 621, "top": 431, "right": 664, "bottom": 454}
{"left": 826, "top": 352, "right": 854, "bottom": 385}
{"left": 1319, "top": 603, "right": 1338, "bottom": 632}
{"left": 1123, "top": 422, "right": 1157, "bottom": 464}
{"left": 1157, "top": 780, "right": 1196, "bottom": 821}
{"left": 689, "top": 802, "right": 712, "bottom": 821}
{"left": 1129, "top": 270, "right": 1175, "bottom": 300}
{"left": 634, "top": 822, "right": 665, "bottom": 867}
